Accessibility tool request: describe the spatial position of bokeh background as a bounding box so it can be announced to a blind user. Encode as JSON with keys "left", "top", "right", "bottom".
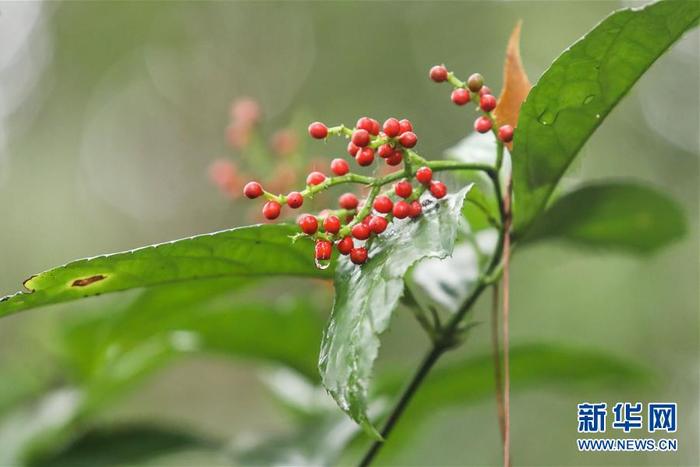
{"left": 0, "top": 1, "right": 697, "bottom": 465}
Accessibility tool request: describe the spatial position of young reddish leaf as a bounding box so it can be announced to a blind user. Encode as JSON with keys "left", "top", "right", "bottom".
{"left": 494, "top": 21, "right": 531, "bottom": 149}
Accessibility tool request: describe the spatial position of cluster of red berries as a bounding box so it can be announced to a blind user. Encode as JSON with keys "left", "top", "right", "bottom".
{"left": 308, "top": 115, "right": 417, "bottom": 169}
{"left": 429, "top": 65, "right": 514, "bottom": 143}
{"left": 242, "top": 116, "right": 449, "bottom": 266}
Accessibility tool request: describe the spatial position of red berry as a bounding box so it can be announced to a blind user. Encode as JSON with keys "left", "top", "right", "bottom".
{"left": 356, "top": 117, "right": 374, "bottom": 133}
{"left": 480, "top": 94, "right": 497, "bottom": 112}
{"left": 430, "top": 180, "right": 447, "bottom": 199}
{"left": 347, "top": 141, "right": 360, "bottom": 156}
{"left": 308, "top": 122, "right": 328, "bottom": 139}
{"left": 339, "top": 193, "right": 359, "bottom": 210}
{"left": 351, "top": 129, "right": 370, "bottom": 147}
{"left": 479, "top": 86, "right": 492, "bottom": 97}
{"left": 386, "top": 150, "right": 403, "bottom": 166}
{"left": 263, "top": 201, "right": 281, "bottom": 220}
{"left": 306, "top": 171, "right": 326, "bottom": 186}
{"left": 298, "top": 214, "right": 318, "bottom": 234}
{"left": 451, "top": 88, "right": 470, "bottom": 106}
{"left": 474, "top": 116, "right": 493, "bottom": 133}
{"left": 498, "top": 125, "right": 514, "bottom": 143}
{"left": 337, "top": 236, "right": 354, "bottom": 255}
{"left": 378, "top": 143, "right": 394, "bottom": 158}
{"left": 351, "top": 223, "right": 371, "bottom": 240}
{"left": 355, "top": 147, "right": 375, "bottom": 166}
{"left": 429, "top": 65, "right": 448, "bottom": 82}
{"left": 399, "top": 119, "right": 413, "bottom": 133}
{"left": 331, "top": 158, "right": 350, "bottom": 176}
{"left": 315, "top": 240, "right": 332, "bottom": 260}
{"left": 243, "top": 181, "right": 263, "bottom": 199}
{"left": 323, "top": 215, "right": 341, "bottom": 234}
{"left": 415, "top": 166, "right": 432, "bottom": 184}
{"left": 393, "top": 200, "right": 410, "bottom": 219}
{"left": 369, "top": 118, "right": 381, "bottom": 136}
{"left": 286, "top": 191, "right": 304, "bottom": 208}
{"left": 395, "top": 180, "right": 413, "bottom": 198}
{"left": 350, "top": 247, "right": 368, "bottom": 265}
{"left": 383, "top": 118, "right": 401, "bottom": 137}
{"left": 467, "top": 73, "right": 484, "bottom": 92}
{"left": 373, "top": 195, "right": 393, "bottom": 213}
{"left": 408, "top": 200, "right": 422, "bottom": 218}
{"left": 361, "top": 215, "right": 373, "bottom": 225}
{"left": 369, "top": 216, "right": 388, "bottom": 234}
{"left": 398, "top": 131, "right": 417, "bottom": 148}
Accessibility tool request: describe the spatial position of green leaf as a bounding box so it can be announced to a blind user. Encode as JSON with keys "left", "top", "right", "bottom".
{"left": 521, "top": 182, "right": 686, "bottom": 253}
{"left": 0, "top": 224, "right": 330, "bottom": 318}
{"left": 33, "top": 425, "right": 221, "bottom": 467}
{"left": 319, "top": 185, "right": 472, "bottom": 438}
{"left": 512, "top": 0, "right": 700, "bottom": 233}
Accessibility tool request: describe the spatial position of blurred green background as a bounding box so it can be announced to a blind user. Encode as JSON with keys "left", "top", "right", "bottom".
{"left": 0, "top": 1, "right": 697, "bottom": 465}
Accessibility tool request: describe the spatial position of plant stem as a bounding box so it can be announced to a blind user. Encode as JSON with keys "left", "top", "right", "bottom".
{"left": 358, "top": 345, "right": 445, "bottom": 467}
{"left": 357, "top": 159, "right": 509, "bottom": 467}
{"left": 501, "top": 177, "right": 513, "bottom": 467}
{"left": 491, "top": 282, "right": 506, "bottom": 443}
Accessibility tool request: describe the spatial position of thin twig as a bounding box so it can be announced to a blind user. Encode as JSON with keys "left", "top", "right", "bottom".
{"left": 501, "top": 177, "right": 513, "bottom": 467}
{"left": 490, "top": 282, "right": 506, "bottom": 443}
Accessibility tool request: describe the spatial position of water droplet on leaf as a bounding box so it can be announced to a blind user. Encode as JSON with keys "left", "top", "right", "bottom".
{"left": 583, "top": 95, "right": 595, "bottom": 104}
{"left": 537, "top": 109, "right": 557, "bottom": 125}
{"left": 315, "top": 258, "right": 331, "bottom": 270}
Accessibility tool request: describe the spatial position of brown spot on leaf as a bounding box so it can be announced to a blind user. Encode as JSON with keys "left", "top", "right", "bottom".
{"left": 72, "top": 275, "right": 106, "bottom": 287}
{"left": 494, "top": 21, "right": 532, "bottom": 150}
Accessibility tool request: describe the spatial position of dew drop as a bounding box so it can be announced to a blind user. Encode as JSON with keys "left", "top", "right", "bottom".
{"left": 537, "top": 109, "right": 557, "bottom": 125}
{"left": 595, "top": 114, "right": 601, "bottom": 119}
{"left": 315, "top": 258, "right": 331, "bottom": 270}
{"left": 583, "top": 95, "right": 595, "bottom": 104}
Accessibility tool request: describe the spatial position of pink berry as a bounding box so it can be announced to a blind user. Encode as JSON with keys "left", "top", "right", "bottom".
{"left": 392, "top": 200, "right": 410, "bottom": 219}
{"left": 298, "top": 214, "right": 318, "bottom": 234}
{"left": 347, "top": 141, "right": 360, "bottom": 156}
{"left": 399, "top": 119, "right": 413, "bottom": 134}
{"left": 498, "top": 125, "right": 514, "bottom": 143}
{"left": 395, "top": 180, "right": 413, "bottom": 198}
{"left": 243, "top": 181, "right": 263, "bottom": 199}
{"left": 451, "top": 88, "right": 470, "bottom": 106}
{"left": 350, "top": 247, "right": 368, "bottom": 265}
{"left": 474, "top": 116, "right": 493, "bottom": 133}
{"left": 369, "top": 216, "right": 388, "bottom": 234}
{"left": 323, "top": 215, "right": 341, "bottom": 234}
{"left": 331, "top": 158, "right": 350, "bottom": 176}
{"left": 378, "top": 143, "right": 394, "bottom": 158}
{"left": 373, "top": 195, "right": 393, "bottom": 214}
{"left": 351, "top": 129, "right": 370, "bottom": 147}
{"left": 383, "top": 118, "right": 401, "bottom": 138}
{"left": 356, "top": 117, "right": 374, "bottom": 133}
{"left": 339, "top": 193, "right": 359, "bottom": 210}
{"left": 369, "top": 118, "right": 381, "bottom": 136}
{"left": 479, "top": 86, "right": 492, "bottom": 97}
{"left": 429, "top": 65, "right": 448, "bottom": 82}
{"left": 480, "top": 94, "right": 497, "bottom": 112}
{"left": 306, "top": 171, "right": 326, "bottom": 186}
{"left": 408, "top": 200, "right": 422, "bottom": 218}
{"left": 308, "top": 122, "right": 328, "bottom": 139}
{"left": 286, "top": 191, "right": 304, "bottom": 208}
{"left": 430, "top": 180, "right": 447, "bottom": 199}
{"left": 337, "top": 236, "right": 354, "bottom": 255}
{"left": 355, "top": 147, "right": 375, "bottom": 166}
{"left": 263, "top": 201, "right": 281, "bottom": 220}
{"left": 415, "top": 166, "right": 432, "bottom": 184}
{"left": 386, "top": 150, "right": 403, "bottom": 166}
{"left": 351, "top": 223, "right": 371, "bottom": 240}
{"left": 399, "top": 131, "right": 417, "bottom": 148}
{"left": 315, "top": 240, "right": 332, "bottom": 260}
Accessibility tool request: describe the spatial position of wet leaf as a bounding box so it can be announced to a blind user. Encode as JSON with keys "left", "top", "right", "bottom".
{"left": 512, "top": 1, "right": 700, "bottom": 234}
{"left": 0, "top": 224, "right": 330, "bottom": 318}
{"left": 521, "top": 181, "right": 686, "bottom": 253}
{"left": 494, "top": 21, "right": 531, "bottom": 138}
{"left": 319, "top": 185, "right": 472, "bottom": 438}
